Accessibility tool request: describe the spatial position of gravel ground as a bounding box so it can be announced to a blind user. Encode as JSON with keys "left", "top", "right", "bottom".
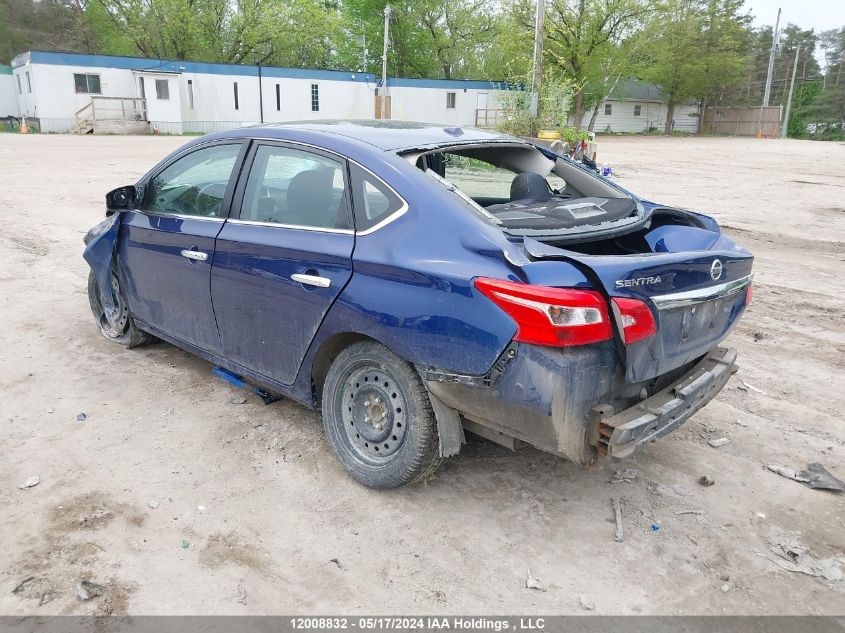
{"left": 0, "top": 133, "right": 843, "bottom": 615}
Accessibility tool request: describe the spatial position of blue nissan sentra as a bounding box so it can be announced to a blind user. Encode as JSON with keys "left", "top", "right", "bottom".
{"left": 84, "top": 120, "right": 753, "bottom": 489}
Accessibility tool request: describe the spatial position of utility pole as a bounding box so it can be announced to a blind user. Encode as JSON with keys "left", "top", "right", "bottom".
{"left": 781, "top": 47, "right": 800, "bottom": 138}
{"left": 529, "top": 0, "right": 544, "bottom": 116}
{"left": 381, "top": 4, "right": 391, "bottom": 120}
{"left": 763, "top": 7, "right": 781, "bottom": 107}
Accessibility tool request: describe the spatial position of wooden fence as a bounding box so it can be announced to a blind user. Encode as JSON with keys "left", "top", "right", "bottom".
{"left": 702, "top": 106, "right": 782, "bottom": 137}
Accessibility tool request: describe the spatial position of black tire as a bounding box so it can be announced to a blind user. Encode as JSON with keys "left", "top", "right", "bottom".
{"left": 87, "top": 270, "right": 151, "bottom": 348}
{"left": 321, "top": 341, "right": 441, "bottom": 489}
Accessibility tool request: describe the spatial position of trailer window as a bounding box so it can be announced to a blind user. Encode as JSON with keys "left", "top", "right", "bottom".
{"left": 155, "top": 79, "right": 169, "bottom": 100}
{"left": 311, "top": 84, "right": 319, "bottom": 112}
{"left": 74, "top": 73, "right": 101, "bottom": 94}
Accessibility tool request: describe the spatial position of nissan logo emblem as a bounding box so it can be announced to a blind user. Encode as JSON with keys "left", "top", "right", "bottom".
{"left": 710, "top": 259, "right": 723, "bottom": 281}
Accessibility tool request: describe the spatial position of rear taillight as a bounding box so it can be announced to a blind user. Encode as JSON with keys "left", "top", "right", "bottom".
{"left": 474, "top": 277, "right": 613, "bottom": 347}
{"left": 745, "top": 284, "right": 753, "bottom": 306}
{"left": 612, "top": 297, "right": 657, "bottom": 344}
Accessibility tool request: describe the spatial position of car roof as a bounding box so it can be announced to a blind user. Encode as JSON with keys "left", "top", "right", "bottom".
{"left": 228, "top": 119, "right": 517, "bottom": 152}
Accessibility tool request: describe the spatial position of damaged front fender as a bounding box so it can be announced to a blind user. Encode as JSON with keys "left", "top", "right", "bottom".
{"left": 82, "top": 214, "right": 122, "bottom": 329}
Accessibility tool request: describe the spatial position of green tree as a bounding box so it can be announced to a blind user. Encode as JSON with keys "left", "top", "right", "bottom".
{"left": 544, "top": 0, "right": 650, "bottom": 129}
{"left": 640, "top": 0, "right": 748, "bottom": 132}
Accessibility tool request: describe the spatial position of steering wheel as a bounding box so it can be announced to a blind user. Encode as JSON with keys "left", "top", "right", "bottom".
{"left": 195, "top": 183, "right": 227, "bottom": 216}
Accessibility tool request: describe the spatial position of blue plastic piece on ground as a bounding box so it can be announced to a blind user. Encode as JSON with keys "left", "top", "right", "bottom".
{"left": 212, "top": 366, "right": 281, "bottom": 405}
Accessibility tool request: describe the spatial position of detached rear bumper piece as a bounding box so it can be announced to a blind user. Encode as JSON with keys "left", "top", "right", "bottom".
{"left": 592, "top": 346, "right": 736, "bottom": 459}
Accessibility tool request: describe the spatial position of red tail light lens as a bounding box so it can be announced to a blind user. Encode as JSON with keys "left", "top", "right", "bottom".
{"left": 745, "top": 284, "right": 753, "bottom": 306}
{"left": 612, "top": 297, "right": 657, "bottom": 344}
{"left": 474, "top": 277, "right": 613, "bottom": 347}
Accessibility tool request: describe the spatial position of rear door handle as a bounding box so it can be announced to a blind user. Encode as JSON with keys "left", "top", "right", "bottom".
{"left": 291, "top": 273, "right": 331, "bottom": 288}
{"left": 180, "top": 249, "right": 208, "bottom": 261}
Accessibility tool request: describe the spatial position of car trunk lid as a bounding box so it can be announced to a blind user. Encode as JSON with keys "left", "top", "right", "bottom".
{"left": 522, "top": 231, "right": 753, "bottom": 382}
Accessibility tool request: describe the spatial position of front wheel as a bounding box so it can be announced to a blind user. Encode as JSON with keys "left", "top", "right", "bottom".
{"left": 321, "top": 341, "right": 441, "bottom": 489}
{"left": 87, "top": 270, "right": 150, "bottom": 348}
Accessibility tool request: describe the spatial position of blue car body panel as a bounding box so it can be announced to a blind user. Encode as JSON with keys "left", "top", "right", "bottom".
{"left": 211, "top": 222, "right": 355, "bottom": 384}
{"left": 84, "top": 121, "right": 753, "bottom": 462}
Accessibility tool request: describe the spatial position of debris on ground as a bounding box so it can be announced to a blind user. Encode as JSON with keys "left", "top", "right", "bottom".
{"left": 75, "top": 580, "right": 104, "bottom": 601}
{"left": 698, "top": 475, "right": 715, "bottom": 487}
{"left": 650, "top": 523, "right": 662, "bottom": 533}
{"left": 798, "top": 463, "right": 845, "bottom": 492}
{"left": 737, "top": 378, "right": 766, "bottom": 395}
{"left": 612, "top": 498, "right": 624, "bottom": 543}
{"left": 767, "top": 464, "right": 808, "bottom": 482}
{"left": 180, "top": 539, "right": 190, "bottom": 549}
{"left": 674, "top": 509, "right": 705, "bottom": 516}
{"left": 525, "top": 569, "right": 546, "bottom": 591}
{"left": 329, "top": 558, "right": 343, "bottom": 570}
{"left": 720, "top": 583, "right": 731, "bottom": 593}
{"left": 12, "top": 577, "right": 35, "bottom": 594}
{"left": 79, "top": 507, "right": 112, "bottom": 526}
{"left": 18, "top": 476, "right": 40, "bottom": 489}
{"left": 77, "top": 412, "right": 87, "bottom": 422}
{"left": 755, "top": 535, "right": 843, "bottom": 582}
{"left": 236, "top": 580, "right": 247, "bottom": 605}
{"left": 197, "top": 505, "right": 207, "bottom": 512}
{"left": 46, "top": 408, "right": 54, "bottom": 414}
{"left": 579, "top": 595, "right": 595, "bottom": 610}
{"left": 148, "top": 501, "right": 159, "bottom": 509}
{"left": 708, "top": 437, "right": 730, "bottom": 448}
{"left": 230, "top": 396, "right": 247, "bottom": 405}
{"left": 767, "top": 462, "right": 845, "bottom": 492}
{"left": 610, "top": 469, "right": 638, "bottom": 483}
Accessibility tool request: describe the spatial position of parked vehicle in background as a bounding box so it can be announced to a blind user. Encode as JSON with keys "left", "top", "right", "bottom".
{"left": 84, "top": 120, "right": 753, "bottom": 489}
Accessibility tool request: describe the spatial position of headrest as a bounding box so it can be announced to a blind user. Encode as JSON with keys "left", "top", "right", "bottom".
{"left": 510, "top": 172, "right": 550, "bottom": 202}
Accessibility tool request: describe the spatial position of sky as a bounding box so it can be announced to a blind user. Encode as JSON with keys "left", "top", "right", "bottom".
{"left": 744, "top": 0, "right": 844, "bottom": 66}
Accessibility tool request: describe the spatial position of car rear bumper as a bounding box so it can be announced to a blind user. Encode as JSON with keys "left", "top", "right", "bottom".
{"left": 424, "top": 343, "right": 737, "bottom": 464}
{"left": 591, "top": 346, "right": 736, "bottom": 459}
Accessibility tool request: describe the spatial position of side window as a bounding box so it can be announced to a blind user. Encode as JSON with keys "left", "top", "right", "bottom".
{"left": 141, "top": 144, "right": 241, "bottom": 218}
{"left": 240, "top": 145, "right": 349, "bottom": 230}
{"left": 349, "top": 164, "right": 405, "bottom": 231}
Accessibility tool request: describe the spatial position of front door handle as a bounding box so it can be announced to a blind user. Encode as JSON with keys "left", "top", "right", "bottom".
{"left": 181, "top": 249, "right": 208, "bottom": 261}
{"left": 291, "top": 273, "right": 331, "bottom": 288}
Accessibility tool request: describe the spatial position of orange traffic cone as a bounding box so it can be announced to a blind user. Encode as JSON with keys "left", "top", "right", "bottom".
{"left": 20, "top": 119, "right": 29, "bottom": 134}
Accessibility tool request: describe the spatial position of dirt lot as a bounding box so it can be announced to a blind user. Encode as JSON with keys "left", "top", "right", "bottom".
{"left": 0, "top": 133, "right": 843, "bottom": 616}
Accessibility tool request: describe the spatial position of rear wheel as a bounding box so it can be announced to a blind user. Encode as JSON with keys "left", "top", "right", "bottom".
{"left": 87, "top": 270, "right": 150, "bottom": 348}
{"left": 321, "top": 341, "right": 441, "bottom": 489}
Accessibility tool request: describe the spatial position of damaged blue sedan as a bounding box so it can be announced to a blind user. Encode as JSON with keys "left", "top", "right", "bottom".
{"left": 84, "top": 121, "right": 753, "bottom": 489}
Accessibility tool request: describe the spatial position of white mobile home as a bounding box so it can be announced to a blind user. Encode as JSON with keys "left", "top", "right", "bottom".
{"left": 8, "top": 50, "right": 509, "bottom": 133}
{"left": 588, "top": 79, "right": 699, "bottom": 133}
{"left": 1, "top": 66, "right": 21, "bottom": 118}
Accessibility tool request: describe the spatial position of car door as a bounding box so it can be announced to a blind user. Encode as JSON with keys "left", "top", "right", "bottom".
{"left": 118, "top": 141, "right": 245, "bottom": 354}
{"left": 210, "top": 141, "right": 355, "bottom": 385}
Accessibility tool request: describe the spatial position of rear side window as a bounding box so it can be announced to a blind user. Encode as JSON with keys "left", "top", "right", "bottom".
{"left": 349, "top": 164, "right": 405, "bottom": 231}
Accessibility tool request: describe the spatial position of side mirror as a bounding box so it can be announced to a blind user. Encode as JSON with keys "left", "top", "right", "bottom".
{"left": 105, "top": 185, "right": 136, "bottom": 213}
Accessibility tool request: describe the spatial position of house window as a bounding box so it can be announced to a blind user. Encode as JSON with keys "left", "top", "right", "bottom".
{"left": 311, "top": 83, "right": 319, "bottom": 112}
{"left": 74, "top": 73, "right": 101, "bottom": 94}
{"left": 634, "top": 104, "right": 641, "bottom": 116}
{"left": 16, "top": 75, "right": 21, "bottom": 94}
{"left": 276, "top": 84, "right": 281, "bottom": 111}
{"left": 446, "top": 92, "right": 456, "bottom": 109}
{"left": 25, "top": 71, "right": 31, "bottom": 93}
{"left": 234, "top": 82, "right": 239, "bottom": 110}
{"left": 187, "top": 79, "right": 195, "bottom": 110}
{"left": 604, "top": 103, "right": 612, "bottom": 116}
{"left": 155, "top": 79, "right": 169, "bottom": 100}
